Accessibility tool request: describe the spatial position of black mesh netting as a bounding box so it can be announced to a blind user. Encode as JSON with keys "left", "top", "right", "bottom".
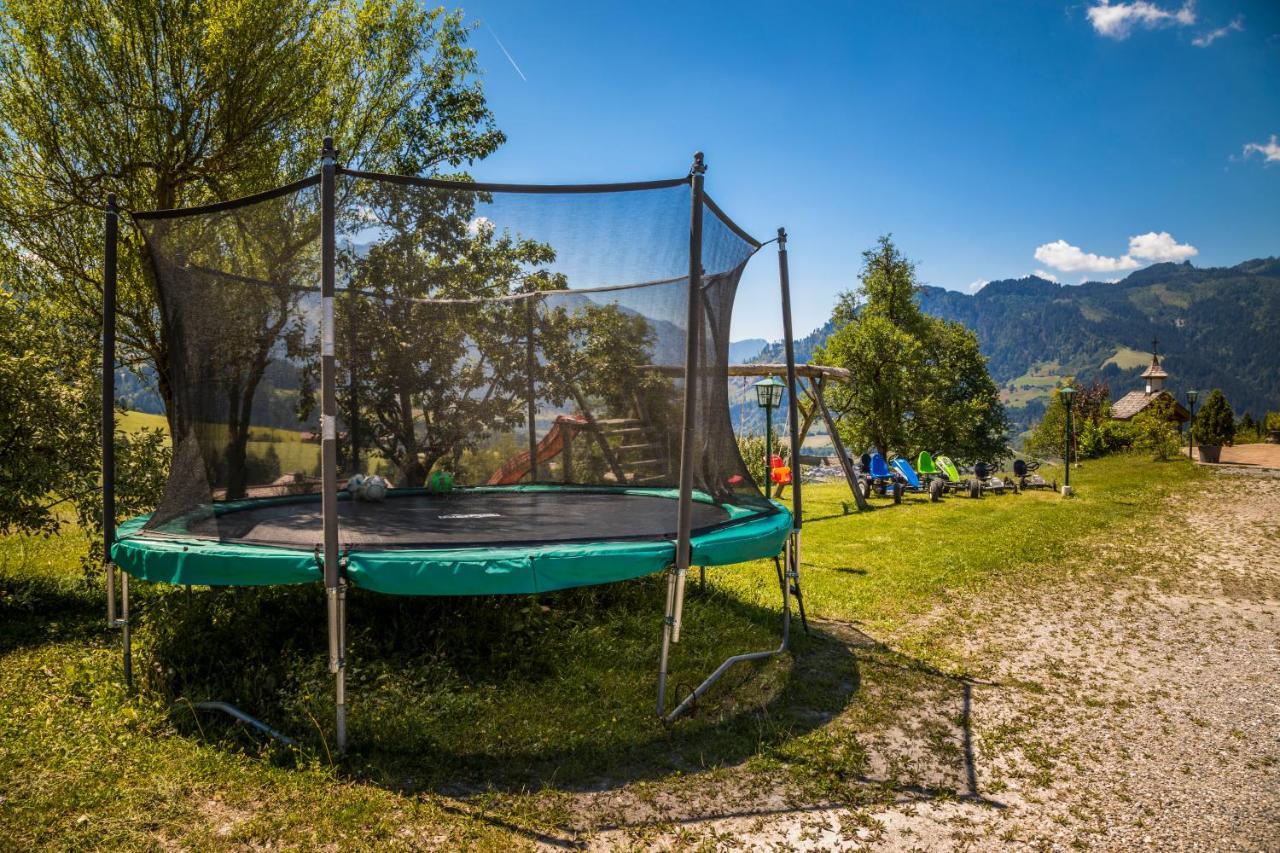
{"left": 133, "top": 172, "right": 772, "bottom": 545}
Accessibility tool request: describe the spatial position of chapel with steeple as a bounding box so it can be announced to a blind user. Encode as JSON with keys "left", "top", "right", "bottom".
{"left": 1110, "top": 338, "right": 1190, "bottom": 423}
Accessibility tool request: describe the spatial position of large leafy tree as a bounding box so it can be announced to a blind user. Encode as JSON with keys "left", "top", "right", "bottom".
{"left": 0, "top": 0, "right": 504, "bottom": 422}
{"left": 815, "top": 236, "right": 1008, "bottom": 462}
{"left": 335, "top": 185, "right": 668, "bottom": 486}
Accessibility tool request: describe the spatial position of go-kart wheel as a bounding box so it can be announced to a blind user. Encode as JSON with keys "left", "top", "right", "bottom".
{"left": 929, "top": 479, "right": 943, "bottom": 502}
{"left": 893, "top": 484, "right": 903, "bottom": 504}
{"left": 968, "top": 480, "right": 981, "bottom": 498}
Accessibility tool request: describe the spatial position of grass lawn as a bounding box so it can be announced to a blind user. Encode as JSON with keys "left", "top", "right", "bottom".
{"left": 0, "top": 454, "right": 1204, "bottom": 847}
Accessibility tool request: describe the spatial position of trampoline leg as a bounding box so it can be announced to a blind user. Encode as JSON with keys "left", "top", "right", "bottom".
{"left": 656, "top": 565, "right": 679, "bottom": 716}
{"left": 662, "top": 541, "right": 793, "bottom": 724}
{"left": 328, "top": 581, "right": 348, "bottom": 754}
{"left": 699, "top": 564, "right": 706, "bottom": 591}
{"left": 121, "top": 571, "right": 133, "bottom": 689}
{"left": 790, "top": 531, "right": 808, "bottom": 634}
{"left": 671, "top": 561, "right": 689, "bottom": 643}
{"left": 105, "top": 560, "right": 117, "bottom": 626}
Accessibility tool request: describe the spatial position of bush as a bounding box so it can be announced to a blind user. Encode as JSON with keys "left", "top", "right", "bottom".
{"left": 1130, "top": 397, "right": 1181, "bottom": 461}
{"left": 1078, "top": 418, "right": 1133, "bottom": 458}
{"left": 1195, "top": 389, "right": 1235, "bottom": 446}
{"left": 1264, "top": 411, "right": 1280, "bottom": 433}
{"left": 737, "top": 430, "right": 790, "bottom": 491}
{"left": 75, "top": 425, "right": 172, "bottom": 576}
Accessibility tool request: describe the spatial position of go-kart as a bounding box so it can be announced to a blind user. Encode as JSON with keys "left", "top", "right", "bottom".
{"left": 935, "top": 454, "right": 981, "bottom": 498}
{"left": 892, "top": 455, "right": 944, "bottom": 502}
{"left": 972, "top": 460, "right": 1017, "bottom": 495}
{"left": 861, "top": 451, "right": 904, "bottom": 503}
{"left": 1013, "top": 458, "right": 1057, "bottom": 492}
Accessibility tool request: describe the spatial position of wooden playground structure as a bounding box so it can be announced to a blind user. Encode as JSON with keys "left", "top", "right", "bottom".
{"left": 728, "top": 363, "right": 867, "bottom": 511}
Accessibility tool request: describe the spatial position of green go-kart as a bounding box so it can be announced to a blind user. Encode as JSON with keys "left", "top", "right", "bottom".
{"left": 919, "top": 451, "right": 981, "bottom": 498}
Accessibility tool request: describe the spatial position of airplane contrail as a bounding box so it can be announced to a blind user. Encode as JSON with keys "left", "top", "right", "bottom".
{"left": 485, "top": 24, "right": 527, "bottom": 82}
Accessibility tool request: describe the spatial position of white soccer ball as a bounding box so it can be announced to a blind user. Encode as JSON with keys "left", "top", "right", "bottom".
{"left": 362, "top": 475, "right": 387, "bottom": 502}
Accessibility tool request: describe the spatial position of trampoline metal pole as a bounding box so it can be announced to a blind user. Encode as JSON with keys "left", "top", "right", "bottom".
{"left": 672, "top": 152, "right": 706, "bottom": 645}
{"left": 103, "top": 193, "right": 118, "bottom": 628}
{"left": 320, "top": 137, "right": 346, "bottom": 752}
{"left": 121, "top": 572, "right": 132, "bottom": 688}
{"left": 525, "top": 296, "right": 538, "bottom": 482}
{"left": 657, "top": 151, "right": 706, "bottom": 716}
{"left": 778, "top": 229, "right": 808, "bottom": 631}
{"left": 777, "top": 228, "right": 802, "bottom": 532}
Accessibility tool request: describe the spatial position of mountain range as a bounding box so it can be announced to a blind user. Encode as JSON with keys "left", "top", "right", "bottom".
{"left": 747, "top": 258, "right": 1280, "bottom": 429}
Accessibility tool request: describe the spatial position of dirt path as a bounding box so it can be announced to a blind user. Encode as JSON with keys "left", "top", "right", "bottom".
{"left": 583, "top": 471, "right": 1280, "bottom": 850}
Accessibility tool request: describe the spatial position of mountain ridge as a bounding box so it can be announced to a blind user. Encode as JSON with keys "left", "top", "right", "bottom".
{"left": 746, "top": 257, "right": 1280, "bottom": 427}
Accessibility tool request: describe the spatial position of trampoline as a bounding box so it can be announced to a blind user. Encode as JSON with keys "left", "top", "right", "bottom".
{"left": 100, "top": 143, "right": 808, "bottom": 750}
{"left": 113, "top": 486, "right": 791, "bottom": 595}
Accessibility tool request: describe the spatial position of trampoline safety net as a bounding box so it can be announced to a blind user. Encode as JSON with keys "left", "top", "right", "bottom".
{"left": 132, "top": 171, "right": 775, "bottom": 546}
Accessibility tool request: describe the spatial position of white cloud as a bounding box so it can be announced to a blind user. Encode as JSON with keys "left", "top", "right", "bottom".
{"left": 1033, "top": 270, "right": 1060, "bottom": 283}
{"left": 966, "top": 278, "right": 989, "bottom": 294}
{"left": 1127, "top": 231, "right": 1198, "bottom": 262}
{"left": 1192, "top": 15, "right": 1243, "bottom": 46}
{"left": 1034, "top": 240, "right": 1140, "bottom": 274}
{"left": 1034, "top": 232, "right": 1198, "bottom": 276}
{"left": 466, "top": 215, "right": 494, "bottom": 236}
{"left": 1243, "top": 134, "right": 1280, "bottom": 163}
{"left": 1086, "top": 1, "right": 1195, "bottom": 40}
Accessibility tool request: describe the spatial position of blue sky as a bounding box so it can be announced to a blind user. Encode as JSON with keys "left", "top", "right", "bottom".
{"left": 462, "top": 1, "right": 1280, "bottom": 341}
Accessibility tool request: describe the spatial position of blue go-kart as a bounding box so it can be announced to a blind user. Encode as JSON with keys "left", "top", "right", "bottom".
{"left": 860, "top": 451, "right": 904, "bottom": 503}
{"left": 891, "top": 455, "right": 945, "bottom": 502}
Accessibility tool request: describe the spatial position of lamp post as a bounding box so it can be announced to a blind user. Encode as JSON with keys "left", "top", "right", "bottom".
{"left": 1060, "top": 385, "right": 1076, "bottom": 496}
{"left": 1185, "top": 389, "right": 1198, "bottom": 460}
{"left": 754, "top": 376, "right": 786, "bottom": 499}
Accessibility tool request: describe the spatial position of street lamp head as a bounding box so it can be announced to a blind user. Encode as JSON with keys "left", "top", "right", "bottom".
{"left": 1059, "top": 385, "right": 1076, "bottom": 402}
{"left": 1186, "top": 388, "right": 1198, "bottom": 405}
{"left": 754, "top": 376, "right": 785, "bottom": 410}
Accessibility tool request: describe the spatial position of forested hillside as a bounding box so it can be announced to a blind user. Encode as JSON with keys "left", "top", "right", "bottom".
{"left": 749, "top": 258, "right": 1280, "bottom": 429}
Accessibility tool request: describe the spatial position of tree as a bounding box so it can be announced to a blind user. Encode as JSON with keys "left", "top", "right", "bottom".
{"left": 0, "top": 284, "right": 97, "bottom": 533}
{"left": 329, "top": 184, "right": 668, "bottom": 486}
{"left": 0, "top": 0, "right": 504, "bottom": 426}
{"left": 1, "top": 0, "right": 512, "bottom": 509}
{"left": 0, "top": 279, "right": 168, "bottom": 539}
{"left": 1025, "top": 386, "right": 1071, "bottom": 461}
{"left": 815, "top": 236, "right": 1008, "bottom": 462}
{"left": 1196, "top": 389, "right": 1235, "bottom": 447}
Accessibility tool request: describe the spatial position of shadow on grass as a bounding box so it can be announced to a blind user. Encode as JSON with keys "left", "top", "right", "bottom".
{"left": 132, "top": 578, "right": 998, "bottom": 842}
{"left": 0, "top": 570, "right": 101, "bottom": 654}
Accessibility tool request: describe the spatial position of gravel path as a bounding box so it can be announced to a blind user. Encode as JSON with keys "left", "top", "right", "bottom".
{"left": 586, "top": 470, "right": 1280, "bottom": 850}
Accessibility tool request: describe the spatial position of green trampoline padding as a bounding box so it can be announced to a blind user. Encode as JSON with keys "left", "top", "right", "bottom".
{"left": 111, "top": 486, "right": 792, "bottom": 596}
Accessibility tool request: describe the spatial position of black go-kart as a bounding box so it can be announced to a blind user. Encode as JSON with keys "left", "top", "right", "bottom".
{"left": 1013, "top": 458, "right": 1057, "bottom": 492}
{"left": 972, "top": 460, "right": 1018, "bottom": 495}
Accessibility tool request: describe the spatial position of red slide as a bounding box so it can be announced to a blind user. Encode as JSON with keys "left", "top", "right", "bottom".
{"left": 486, "top": 415, "right": 589, "bottom": 485}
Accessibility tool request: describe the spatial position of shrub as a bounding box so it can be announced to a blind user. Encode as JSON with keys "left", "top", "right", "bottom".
{"left": 1130, "top": 397, "right": 1181, "bottom": 461}
{"left": 737, "top": 430, "right": 790, "bottom": 491}
{"left": 1078, "top": 418, "right": 1133, "bottom": 458}
{"left": 1265, "top": 411, "right": 1280, "bottom": 433}
{"left": 1195, "top": 389, "right": 1235, "bottom": 447}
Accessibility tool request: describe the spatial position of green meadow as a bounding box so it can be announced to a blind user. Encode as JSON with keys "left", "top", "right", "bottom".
{"left": 0, "top": 454, "right": 1203, "bottom": 847}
